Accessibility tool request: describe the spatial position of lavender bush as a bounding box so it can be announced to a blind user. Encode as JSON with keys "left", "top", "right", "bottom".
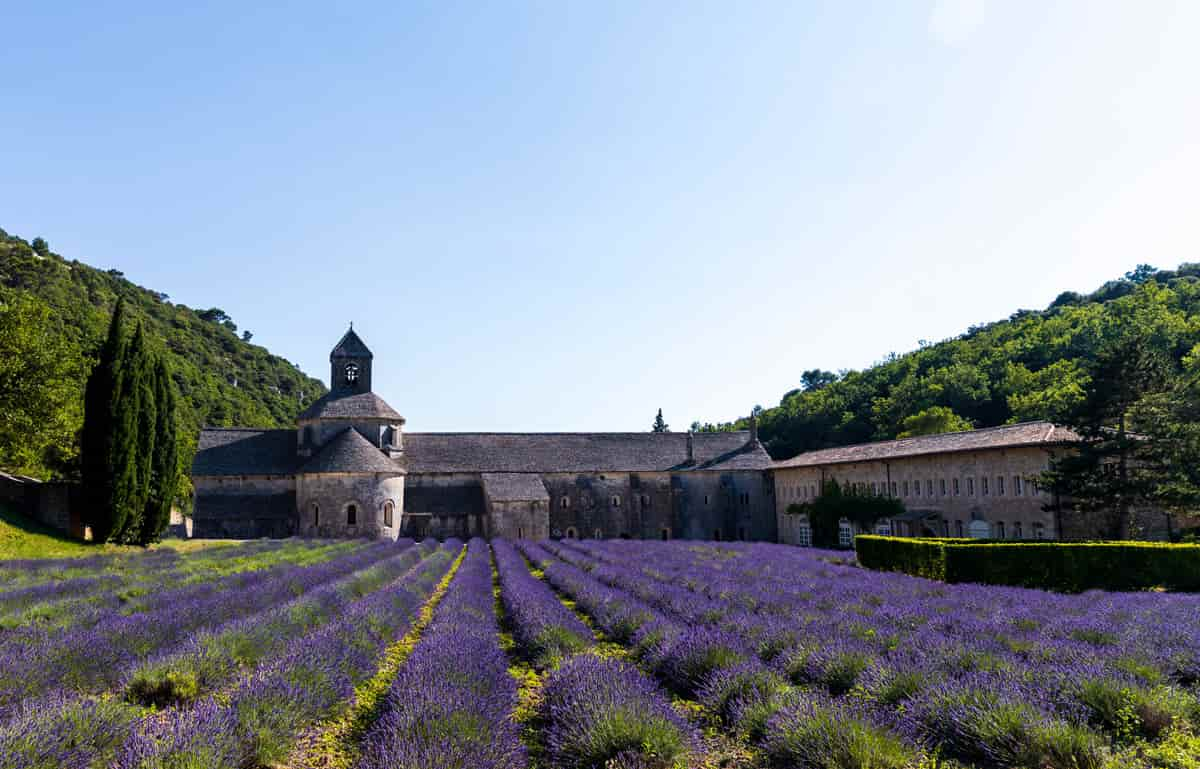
{"left": 356, "top": 538, "right": 526, "bottom": 769}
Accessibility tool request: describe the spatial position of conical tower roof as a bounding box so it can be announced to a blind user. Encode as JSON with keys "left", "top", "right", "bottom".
{"left": 299, "top": 428, "right": 401, "bottom": 474}
{"left": 330, "top": 327, "right": 373, "bottom": 359}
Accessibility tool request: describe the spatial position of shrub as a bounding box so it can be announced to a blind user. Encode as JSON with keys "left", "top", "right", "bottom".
{"left": 762, "top": 694, "right": 916, "bottom": 769}
{"left": 855, "top": 536, "right": 1200, "bottom": 592}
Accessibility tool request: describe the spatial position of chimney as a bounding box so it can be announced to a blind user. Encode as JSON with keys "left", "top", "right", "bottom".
{"left": 749, "top": 413, "right": 759, "bottom": 444}
{"left": 686, "top": 432, "right": 695, "bottom": 464}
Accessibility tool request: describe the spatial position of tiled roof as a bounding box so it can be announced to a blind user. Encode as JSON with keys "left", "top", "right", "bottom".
{"left": 772, "top": 422, "right": 1079, "bottom": 469}
{"left": 481, "top": 473, "right": 550, "bottom": 502}
{"left": 193, "top": 429, "right": 297, "bottom": 476}
{"left": 402, "top": 432, "right": 770, "bottom": 474}
{"left": 300, "top": 428, "right": 402, "bottom": 474}
{"left": 330, "top": 328, "right": 373, "bottom": 359}
{"left": 298, "top": 391, "right": 403, "bottom": 421}
{"left": 193, "top": 429, "right": 771, "bottom": 477}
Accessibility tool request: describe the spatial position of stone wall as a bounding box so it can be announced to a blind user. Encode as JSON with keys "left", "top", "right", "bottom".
{"left": 488, "top": 500, "right": 550, "bottom": 540}
{"left": 402, "top": 473, "right": 485, "bottom": 540}
{"left": 774, "top": 446, "right": 1064, "bottom": 544}
{"left": 296, "top": 472, "right": 403, "bottom": 540}
{"left": 192, "top": 475, "right": 297, "bottom": 538}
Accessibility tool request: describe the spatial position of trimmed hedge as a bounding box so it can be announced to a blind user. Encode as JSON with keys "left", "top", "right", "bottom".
{"left": 855, "top": 535, "right": 1200, "bottom": 592}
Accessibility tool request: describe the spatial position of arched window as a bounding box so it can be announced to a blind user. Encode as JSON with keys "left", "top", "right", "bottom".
{"left": 383, "top": 500, "right": 394, "bottom": 528}
{"left": 312, "top": 502, "right": 319, "bottom": 526}
{"left": 660, "top": 528, "right": 670, "bottom": 540}
{"left": 346, "top": 504, "right": 357, "bottom": 526}
{"left": 560, "top": 497, "right": 570, "bottom": 509}
{"left": 593, "top": 528, "right": 602, "bottom": 539}
{"left": 565, "top": 527, "right": 577, "bottom": 539}
{"left": 517, "top": 527, "right": 524, "bottom": 539}
{"left": 611, "top": 495, "right": 621, "bottom": 507}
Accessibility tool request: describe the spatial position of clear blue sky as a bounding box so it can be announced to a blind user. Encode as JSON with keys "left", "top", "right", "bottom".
{"left": 3, "top": 1, "right": 1198, "bottom": 432}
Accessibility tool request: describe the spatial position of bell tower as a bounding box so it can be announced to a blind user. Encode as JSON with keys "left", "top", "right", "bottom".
{"left": 329, "top": 325, "right": 373, "bottom": 394}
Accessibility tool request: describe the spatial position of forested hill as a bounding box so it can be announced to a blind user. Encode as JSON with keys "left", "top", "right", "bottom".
{"left": 716, "top": 263, "right": 1200, "bottom": 460}
{"left": 0, "top": 228, "right": 327, "bottom": 479}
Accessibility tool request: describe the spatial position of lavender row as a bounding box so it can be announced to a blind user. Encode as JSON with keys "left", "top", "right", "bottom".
{"left": 0, "top": 539, "right": 399, "bottom": 714}
{"left": 493, "top": 539, "right": 697, "bottom": 768}
{"left": 0, "top": 539, "right": 360, "bottom": 634}
{"left": 546, "top": 539, "right": 1200, "bottom": 767}
{"left": 0, "top": 541, "right": 463, "bottom": 769}
{"left": 356, "top": 538, "right": 526, "bottom": 769}
{"left": 521, "top": 540, "right": 925, "bottom": 767}
{"left": 492, "top": 538, "right": 591, "bottom": 665}
{"left": 121, "top": 539, "right": 430, "bottom": 707}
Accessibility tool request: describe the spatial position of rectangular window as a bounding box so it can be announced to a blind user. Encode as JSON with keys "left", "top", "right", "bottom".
{"left": 890, "top": 481, "right": 897, "bottom": 496}
{"left": 798, "top": 523, "right": 812, "bottom": 547}
{"left": 996, "top": 521, "right": 1006, "bottom": 539}
{"left": 1032, "top": 481, "right": 1040, "bottom": 496}
{"left": 838, "top": 522, "right": 853, "bottom": 548}
{"left": 927, "top": 479, "right": 934, "bottom": 496}
{"left": 967, "top": 477, "right": 975, "bottom": 496}
{"left": 955, "top": 519, "right": 964, "bottom": 537}
{"left": 953, "top": 477, "right": 960, "bottom": 496}
{"left": 870, "top": 482, "right": 877, "bottom": 495}
{"left": 981, "top": 477, "right": 989, "bottom": 495}
{"left": 903, "top": 481, "right": 910, "bottom": 496}
{"left": 1014, "top": 522, "right": 1023, "bottom": 539}
{"left": 1014, "top": 476, "right": 1023, "bottom": 496}
{"left": 940, "top": 478, "right": 947, "bottom": 496}
{"left": 997, "top": 476, "right": 1005, "bottom": 496}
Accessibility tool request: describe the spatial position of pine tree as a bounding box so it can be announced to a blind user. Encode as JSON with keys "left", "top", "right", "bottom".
{"left": 82, "top": 300, "right": 129, "bottom": 542}
{"left": 139, "top": 358, "right": 178, "bottom": 545}
{"left": 652, "top": 408, "right": 669, "bottom": 433}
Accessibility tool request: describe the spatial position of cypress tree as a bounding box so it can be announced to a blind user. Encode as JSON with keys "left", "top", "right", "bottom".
{"left": 81, "top": 299, "right": 128, "bottom": 542}
{"left": 138, "top": 358, "right": 178, "bottom": 545}
{"left": 112, "top": 324, "right": 153, "bottom": 543}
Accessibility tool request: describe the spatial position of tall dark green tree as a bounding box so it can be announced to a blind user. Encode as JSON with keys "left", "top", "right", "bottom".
{"left": 82, "top": 305, "right": 180, "bottom": 544}
{"left": 82, "top": 300, "right": 131, "bottom": 542}
{"left": 1044, "top": 283, "right": 1192, "bottom": 538}
{"left": 652, "top": 408, "right": 669, "bottom": 433}
{"left": 139, "top": 358, "right": 179, "bottom": 545}
{"left": 114, "top": 323, "right": 156, "bottom": 544}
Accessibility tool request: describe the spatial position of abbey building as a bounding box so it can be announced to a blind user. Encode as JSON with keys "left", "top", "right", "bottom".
{"left": 191, "top": 328, "right": 777, "bottom": 541}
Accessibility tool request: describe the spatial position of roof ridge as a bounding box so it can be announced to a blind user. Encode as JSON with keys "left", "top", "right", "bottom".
{"left": 404, "top": 431, "right": 750, "bottom": 436}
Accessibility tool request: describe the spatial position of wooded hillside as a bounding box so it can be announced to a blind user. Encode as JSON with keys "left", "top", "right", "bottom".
{"left": 727, "top": 264, "right": 1200, "bottom": 460}
{"left": 0, "top": 228, "right": 326, "bottom": 485}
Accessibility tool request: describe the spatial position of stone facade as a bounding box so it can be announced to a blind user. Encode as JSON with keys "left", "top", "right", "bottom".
{"left": 191, "top": 328, "right": 776, "bottom": 542}
{"left": 770, "top": 422, "right": 1178, "bottom": 545}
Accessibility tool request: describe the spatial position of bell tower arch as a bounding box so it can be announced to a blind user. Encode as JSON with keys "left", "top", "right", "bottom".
{"left": 330, "top": 325, "right": 373, "bottom": 394}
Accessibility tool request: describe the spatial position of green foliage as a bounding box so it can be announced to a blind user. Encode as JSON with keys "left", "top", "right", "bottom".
{"left": 736, "top": 266, "right": 1200, "bottom": 467}
{"left": 652, "top": 408, "right": 669, "bottom": 433}
{"left": 895, "top": 406, "right": 973, "bottom": 439}
{"left": 856, "top": 536, "right": 1200, "bottom": 592}
{"left": 0, "top": 227, "right": 326, "bottom": 487}
{"left": 0, "top": 293, "right": 84, "bottom": 475}
{"left": 787, "top": 478, "right": 906, "bottom": 549}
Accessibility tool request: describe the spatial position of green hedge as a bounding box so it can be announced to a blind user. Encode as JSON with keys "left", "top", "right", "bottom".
{"left": 855, "top": 535, "right": 1200, "bottom": 592}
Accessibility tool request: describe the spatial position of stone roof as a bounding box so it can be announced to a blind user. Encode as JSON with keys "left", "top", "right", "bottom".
{"left": 481, "top": 473, "right": 550, "bottom": 502}
{"left": 298, "top": 391, "right": 404, "bottom": 422}
{"left": 402, "top": 431, "right": 770, "bottom": 474}
{"left": 772, "top": 421, "right": 1079, "bottom": 470}
{"left": 330, "top": 328, "right": 372, "bottom": 359}
{"left": 193, "top": 429, "right": 770, "bottom": 477}
{"left": 193, "top": 428, "right": 298, "bottom": 476}
{"left": 299, "top": 428, "right": 403, "bottom": 474}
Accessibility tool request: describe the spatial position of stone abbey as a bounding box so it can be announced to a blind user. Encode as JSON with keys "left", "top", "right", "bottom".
{"left": 192, "top": 328, "right": 777, "bottom": 541}
{"left": 192, "top": 328, "right": 1139, "bottom": 544}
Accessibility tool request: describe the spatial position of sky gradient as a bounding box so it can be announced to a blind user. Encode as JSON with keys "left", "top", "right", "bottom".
{"left": 3, "top": 1, "right": 1198, "bottom": 432}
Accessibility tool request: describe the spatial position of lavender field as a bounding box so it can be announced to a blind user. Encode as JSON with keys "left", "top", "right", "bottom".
{"left": 1, "top": 537, "right": 1197, "bottom": 769}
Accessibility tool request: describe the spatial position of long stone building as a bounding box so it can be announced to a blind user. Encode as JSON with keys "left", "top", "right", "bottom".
{"left": 192, "top": 328, "right": 776, "bottom": 541}
{"left": 772, "top": 422, "right": 1088, "bottom": 545}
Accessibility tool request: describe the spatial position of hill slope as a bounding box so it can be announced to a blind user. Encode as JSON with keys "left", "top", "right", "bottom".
{"left": 723, "top": 264, "right": 1200, "bottom": 460}
{"left": 0, "top": 228, "right": 326, "bottom": 481}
